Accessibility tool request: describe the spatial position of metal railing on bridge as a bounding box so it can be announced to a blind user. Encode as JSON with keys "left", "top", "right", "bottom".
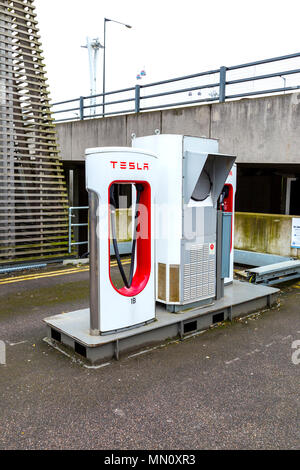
{"left": 51, "top": 52, "right": 300, "bottom": 123}
{"left": 68, "top": 206, "right": 89, "bottom": 254}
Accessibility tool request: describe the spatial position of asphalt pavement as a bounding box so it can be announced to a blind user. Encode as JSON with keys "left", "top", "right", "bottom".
{"left": 0, "top": 263, "right": 299, "bottom": 450}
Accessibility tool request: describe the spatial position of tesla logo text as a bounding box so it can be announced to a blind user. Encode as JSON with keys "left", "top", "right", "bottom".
{"left": 110, "top": 161, "right": 149, "bottom": 171}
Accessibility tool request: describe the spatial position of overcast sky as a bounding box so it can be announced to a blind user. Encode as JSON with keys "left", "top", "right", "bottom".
{"left": 35, "top": 0, "right": 300, "bottom": 104}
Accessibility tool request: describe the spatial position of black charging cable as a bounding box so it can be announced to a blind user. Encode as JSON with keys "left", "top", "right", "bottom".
{"left": 128, "top": 184, "right": 144, "bottom": 287}
{"left": 110, "top": 184, "right": 144, "bottom": 289}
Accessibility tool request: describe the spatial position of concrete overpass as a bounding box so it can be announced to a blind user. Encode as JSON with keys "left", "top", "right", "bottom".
{"left": 56, "top": 92, "right": 300, "bottom": 219}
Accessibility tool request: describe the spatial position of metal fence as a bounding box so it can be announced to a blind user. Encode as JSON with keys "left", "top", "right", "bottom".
{"left": 51, "top": 52, "right": 300, "bottom": 123}
{"left": 67, "top": 206, "right": 133, "bottom": 257}
{"left": 68, "top": 206, "right": 89, "bottom": 254}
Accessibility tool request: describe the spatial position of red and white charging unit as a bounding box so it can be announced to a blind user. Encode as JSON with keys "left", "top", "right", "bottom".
{"left": 44, "top": 140, "right": 277, "bottom": 365}
{"left": 86, "top": 147, "right": 158, "bottom": 335}
{"left": 223, "top": 164, "right": 237, "bottom": 284}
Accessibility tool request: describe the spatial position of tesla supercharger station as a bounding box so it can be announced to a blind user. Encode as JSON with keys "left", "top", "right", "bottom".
{"left": 44, "top": 137, "right": 277, "bottom": 365}
{"left": 43, "top": 137, "right": 279, "bottom": 366}
{"left": 133, "top": 134, "right": 236, "bottom": 312}
{"left": 86, "top": 147, "right": 158, "bottom": 335}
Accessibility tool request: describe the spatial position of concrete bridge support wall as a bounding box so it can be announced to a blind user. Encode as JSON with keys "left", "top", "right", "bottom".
{"left": 56, "top": 92, "right": 300, "bottom": 165}
{"left": 235, "top": 212, "right": 300, "bottom": 259}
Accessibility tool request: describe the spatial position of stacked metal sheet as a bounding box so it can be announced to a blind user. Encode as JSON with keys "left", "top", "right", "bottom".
{"left": 0, "top": 0, "right": 70, "bottom": 265}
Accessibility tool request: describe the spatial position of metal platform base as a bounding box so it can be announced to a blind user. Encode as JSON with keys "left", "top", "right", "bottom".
{"left": 44, "top": 281, "right": 279, "bottom": 365}
{"left": 246, "top": 260, "right": 300, "bottom": 285}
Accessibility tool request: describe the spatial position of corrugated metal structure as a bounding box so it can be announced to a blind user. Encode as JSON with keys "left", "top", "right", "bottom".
{"left": 0, "top": 0, "right": 71, "bottom": 265}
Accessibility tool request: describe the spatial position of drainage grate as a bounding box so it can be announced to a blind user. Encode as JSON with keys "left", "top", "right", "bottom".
{"left": 212, "top": 312, "right": 225, "bottom": 324}
{"left": 51, "top": 329, "right": 61, "bottom": 342}
{"left": 183, "top": 320, "right": 197, "bottom": 334}
{"left": 75, "top": 342, "right": 87, "bottom": 358}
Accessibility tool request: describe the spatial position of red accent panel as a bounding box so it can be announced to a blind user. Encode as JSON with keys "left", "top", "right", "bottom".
{"left": 223, "top": 184, "right": 233, "bottom": 213}
{"left": 108, "top": 181, "right": 151, "bottom": 297}
{"left": 223, "top": 184, "right": 233, "bottom": 251}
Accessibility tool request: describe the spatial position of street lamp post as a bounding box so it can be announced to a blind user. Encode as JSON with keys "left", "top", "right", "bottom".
{"left": 102, "top": 18, "right": 132, "bottom": 117}
{"left": 82, "top": 37, "right": 104, "bottom": 116}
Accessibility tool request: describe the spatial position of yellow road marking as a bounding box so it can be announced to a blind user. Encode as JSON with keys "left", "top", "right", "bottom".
{"left": 0, "top": 266, "right": 85, "bottom": 282}
{"left": 0, "top": 268, "right": 89, "bottom": 285}
{"left": 0, "top": 259, "right": 131, "bottom": 285}
{"left": 0, "top": 258, "right": 131, "bottom": 282}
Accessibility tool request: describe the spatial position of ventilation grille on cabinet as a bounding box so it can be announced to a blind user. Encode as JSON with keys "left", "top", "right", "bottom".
{"left": 183, "top": 243, "right": 215, "bottom": 301}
